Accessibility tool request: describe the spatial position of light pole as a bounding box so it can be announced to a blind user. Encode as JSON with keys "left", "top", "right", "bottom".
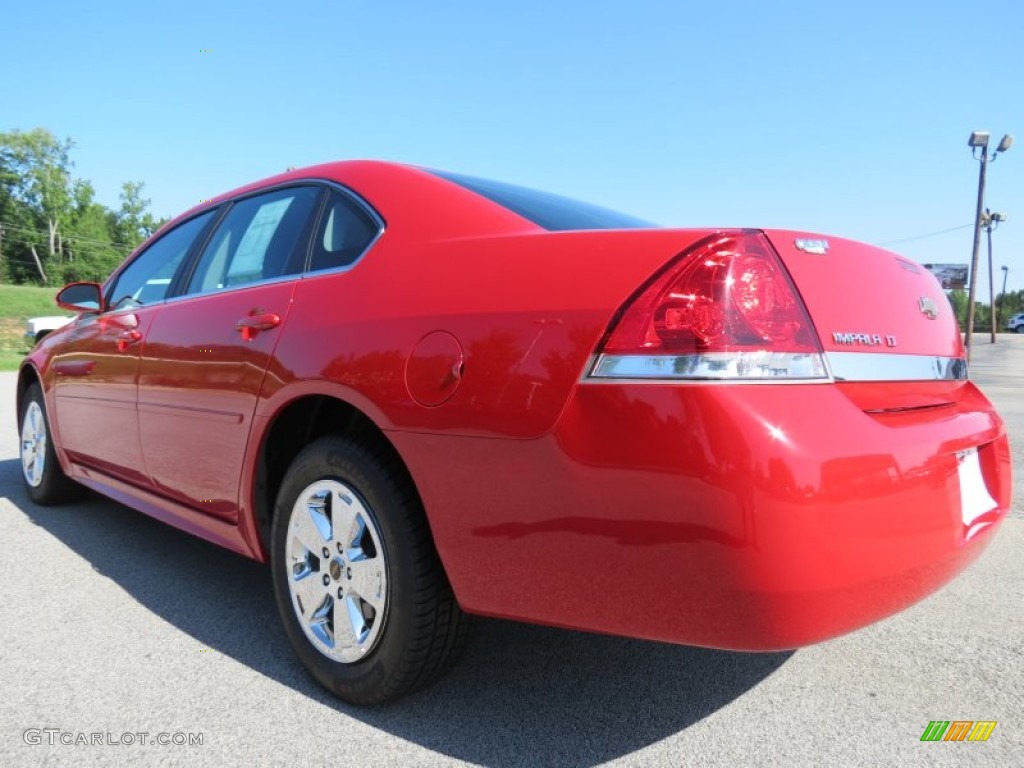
{"left": 1000, "top": 265, "right": 1010, "bottom": 332}
{"left": 982, "top": 209, "right": 1007, "bottom": 342}
{"left": 965, "top": 131, "right": 1013, "bottom": 360}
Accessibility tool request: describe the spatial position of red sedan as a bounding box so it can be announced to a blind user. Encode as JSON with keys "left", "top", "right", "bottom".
{"left": 17, "top": 161, "right": 1011, "bottom": 704}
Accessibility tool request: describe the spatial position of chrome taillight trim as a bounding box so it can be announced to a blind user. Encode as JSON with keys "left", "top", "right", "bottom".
{"left": 585, "top": 351, "right": 968, "bottom": 383}
{"left": 588, "top": 352, "right": 829, "bottom": 380}
{"left": 827, "top": 352, "right": 967, "bottom": 382}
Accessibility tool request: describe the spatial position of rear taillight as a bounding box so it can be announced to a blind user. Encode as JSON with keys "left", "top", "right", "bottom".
{"left": 590, "top": 231, "right": 827, "bottom": 380}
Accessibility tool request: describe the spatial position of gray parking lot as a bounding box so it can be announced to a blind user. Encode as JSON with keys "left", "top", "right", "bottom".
{"left": 1, "top": 338, "right": 1022, "bottom": 767}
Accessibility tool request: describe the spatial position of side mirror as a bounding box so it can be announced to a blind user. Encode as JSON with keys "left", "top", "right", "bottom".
{"left": 56, "top": 282, "right": 104, "bottom": 313}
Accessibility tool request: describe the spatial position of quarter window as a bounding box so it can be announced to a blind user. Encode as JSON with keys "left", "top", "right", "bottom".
{"left": 106, "top": 210, "right": 216, "bottom": 310}
{"left": 186, "top": 186, "right": 320, "bottom": 294}
{"left": 309, "top": 191, "right": 380, "bottom": 272}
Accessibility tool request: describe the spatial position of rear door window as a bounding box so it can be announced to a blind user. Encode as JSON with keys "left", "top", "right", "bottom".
{"left": 186, "top": 186, "right": 321, "bottom": 294}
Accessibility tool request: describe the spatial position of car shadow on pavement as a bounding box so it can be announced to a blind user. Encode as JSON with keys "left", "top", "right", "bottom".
{"left": 2, "top": 458, "right": 792, "bottom": 767}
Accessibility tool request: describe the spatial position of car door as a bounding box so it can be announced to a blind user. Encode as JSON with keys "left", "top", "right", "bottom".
{"left": 51, "top": 210, "right": 217, "bottom": 485}
{"left": 136, "top": 184, "right": 323, "bottom": 519}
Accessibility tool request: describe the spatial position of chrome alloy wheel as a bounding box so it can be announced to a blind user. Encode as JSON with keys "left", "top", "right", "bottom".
{"left": 285, "top": 479, "right": 389, "bottom": 663}
{"left": 20, "top": 401, "right": 47, "bottom": 488}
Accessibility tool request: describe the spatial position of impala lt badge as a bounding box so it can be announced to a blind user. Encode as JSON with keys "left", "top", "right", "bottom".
{"left": 833, "top": 332, "right": 897, "bottom": 347}
{"left": 795, "top": 238, "right": 829, "bottom": 254}
{"left": 919, "top": 296, "right": 939, "bottom": 319}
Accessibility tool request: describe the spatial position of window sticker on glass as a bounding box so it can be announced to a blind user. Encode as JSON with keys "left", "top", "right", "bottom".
{"left": 228, "top": 197, "right": 295, "bottom": 280}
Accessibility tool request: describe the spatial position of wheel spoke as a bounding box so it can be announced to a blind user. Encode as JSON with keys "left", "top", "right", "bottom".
{"left": 342, "top": 595, "right": 371, "bottom": 645}
{"left": 292, "top": 491, "right": 331, "bottom": 555}
{"left": 307, "top": 591, "right": 335, "bottom": 648}
{"left": 335, "top": 599, "right": 361, "bottom": 649}
{"left": 330, "top": 489, "right": 363, "bottom": 554}
{"left": 347, "top": 558, "right": 385, "bottom": 614}
{"left": 291, "top": 563, "right": 327, "bottom": 620}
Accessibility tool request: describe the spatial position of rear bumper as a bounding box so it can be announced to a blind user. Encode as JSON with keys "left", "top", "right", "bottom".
{"left": 399, "top": 380, "right": 1010, "bottom": 650}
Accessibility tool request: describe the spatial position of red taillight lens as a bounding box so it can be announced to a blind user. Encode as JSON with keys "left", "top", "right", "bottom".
{"left": 602, "top": 232, "right": 821, "bottom": 355}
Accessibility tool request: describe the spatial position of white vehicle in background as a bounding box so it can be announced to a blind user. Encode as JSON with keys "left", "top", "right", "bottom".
{"left": 1006, "top": 312, "right": 1024, "bottom": 333}
{"left": 23, "top": 315, "right": 73, "bottom": 348}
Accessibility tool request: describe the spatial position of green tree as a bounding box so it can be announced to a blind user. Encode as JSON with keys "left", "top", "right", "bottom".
{"left": 114, "top": 180, "right": 162, "bottom": 248}
{"left": 1, "top": 127, "right": 165, "bottom": 285}
{"left": 63, "top": 180, "right": 128, "bottom": 283}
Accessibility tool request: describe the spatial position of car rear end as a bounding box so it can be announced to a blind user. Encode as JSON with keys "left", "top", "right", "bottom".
{"left": 560, "top": 229, "right": 1011, "bottom": 649}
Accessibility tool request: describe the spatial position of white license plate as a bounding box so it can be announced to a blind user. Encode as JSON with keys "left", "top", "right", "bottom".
{"left": 957, "top": 446, "right": 997, "bottom": 534}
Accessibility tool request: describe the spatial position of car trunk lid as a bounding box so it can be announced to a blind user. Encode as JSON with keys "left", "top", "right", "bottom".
{"left": 764, "top": 229, "right": 963, "bottom": 360}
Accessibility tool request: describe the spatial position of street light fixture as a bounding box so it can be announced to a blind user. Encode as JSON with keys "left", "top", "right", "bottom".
{"left": 964, "top": 131, "right": 1013, "bottom": 360}
{"left": 981, "top": 209, "right": 1007, "bottom": 342}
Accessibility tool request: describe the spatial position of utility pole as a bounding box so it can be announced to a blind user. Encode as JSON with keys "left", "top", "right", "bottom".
{"left": 999, "top": 265, "right": 1010, "bottom": 331}
{"left": 965, "top": 131, "right": 1013, "bottom": 360}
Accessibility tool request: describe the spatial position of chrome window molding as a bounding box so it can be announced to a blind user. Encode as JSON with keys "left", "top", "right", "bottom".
{"left": 585, "top": 351, "right": 968, "bottom": 383}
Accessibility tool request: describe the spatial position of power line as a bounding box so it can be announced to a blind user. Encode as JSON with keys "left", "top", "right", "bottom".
{"left": 875, "top": 224, "right": 973, "bottom": 247}
{"left": 0, "top": 220, "right": 138, "bottom": 251}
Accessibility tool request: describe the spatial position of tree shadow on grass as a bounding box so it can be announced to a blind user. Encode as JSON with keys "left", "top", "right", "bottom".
{"left": 1, "top": 457, "right": 791, "bottom": 767}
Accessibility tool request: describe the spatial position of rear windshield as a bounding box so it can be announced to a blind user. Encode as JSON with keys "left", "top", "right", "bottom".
{"left": 431, "top": 170, "right": 655, "bottom": 231}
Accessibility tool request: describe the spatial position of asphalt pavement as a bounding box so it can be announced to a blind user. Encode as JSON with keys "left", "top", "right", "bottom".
{"left": 1, "top": 339, "right": 1022, "bottom": 767}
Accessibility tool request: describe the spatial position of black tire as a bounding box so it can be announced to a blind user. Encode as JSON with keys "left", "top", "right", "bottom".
{"left": 19, "top": 383, "right": 83, "bottom": 505}
{"left": 270, "top": 435, "right": 470, "bottom": 705}
{"left": 1016, "top": 326, "right": 1024, "bottom": 334}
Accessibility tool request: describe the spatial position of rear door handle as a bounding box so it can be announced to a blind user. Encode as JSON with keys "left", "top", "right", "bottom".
{"left": 236, "top": 311, "right": 281, "bottom": 340}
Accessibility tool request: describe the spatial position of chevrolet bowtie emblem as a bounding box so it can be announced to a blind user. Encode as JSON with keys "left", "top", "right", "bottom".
{"left": 919, "top": 296, "right": 939, "bottom": 319}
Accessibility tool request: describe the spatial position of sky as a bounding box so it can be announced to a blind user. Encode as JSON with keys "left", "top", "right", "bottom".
{"left": 4, "top": 0, "right": 1023, "bottom": 293}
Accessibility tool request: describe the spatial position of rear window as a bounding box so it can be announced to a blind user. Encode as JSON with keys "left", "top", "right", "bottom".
{"left": 431, "top": 170, "right": 655, "bottom": 231}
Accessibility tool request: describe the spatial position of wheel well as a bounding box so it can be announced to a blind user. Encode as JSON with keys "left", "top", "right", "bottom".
{"left": 16, "top": 365, "right": 41, "bottom": 420}
{"left": 253, "top": 395, "right": 416, "bottom": 557}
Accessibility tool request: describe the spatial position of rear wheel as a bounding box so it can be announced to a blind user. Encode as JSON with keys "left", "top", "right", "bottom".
{"left": 270, "top": 435, "right": 470, "bottom": 704}
{"left": 19, "top": 383, "right": 83, "bottom": 505}
{"left": 1016, "top": 326, "right": 1024, "bottom": 334}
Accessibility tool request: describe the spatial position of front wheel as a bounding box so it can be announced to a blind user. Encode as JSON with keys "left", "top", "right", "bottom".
{"left": 19, "top": 383, "right": 83, "bottom": 505}
{"left": 270, "top": 436, "right": 470, "bottom": 704}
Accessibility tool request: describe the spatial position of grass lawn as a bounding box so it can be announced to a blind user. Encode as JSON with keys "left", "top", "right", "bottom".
{"left": 0, "top": 283, "right": 66, "bottom": 371}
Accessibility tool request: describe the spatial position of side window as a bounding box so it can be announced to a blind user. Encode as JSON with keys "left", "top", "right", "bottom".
{"left": 186, "top": 186, "right": 320, "bottom": 294}
{"left": 106, "top": 211, "right": 215, "bottom": 310}
{"left": 309, "top": 191, "right": 380, "bottom": 272}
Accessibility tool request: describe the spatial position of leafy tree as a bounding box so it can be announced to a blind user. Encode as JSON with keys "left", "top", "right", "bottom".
{"left": 114, "top": 181, "right": 162, "bottom": 247}
{"left": 0, "top": 128, "right": 73, "bottom": 261}
{"left": 0, "top": 127, "right": 164, "bottom": 285}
